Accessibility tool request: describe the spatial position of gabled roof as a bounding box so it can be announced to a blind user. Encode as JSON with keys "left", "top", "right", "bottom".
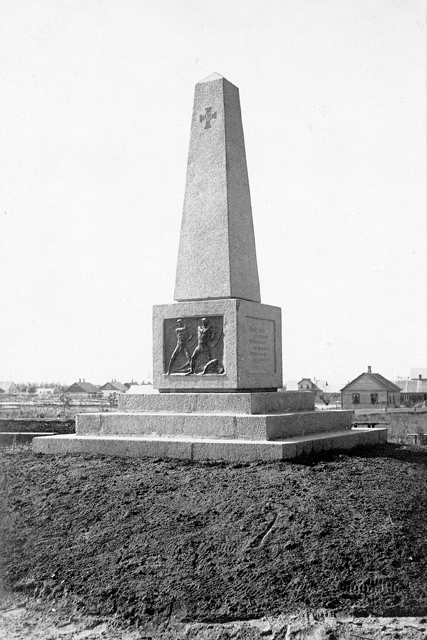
{"left": 0, "top": 381, "right": 17, "bottom": 393}
{"left": 298, "top": 378, "right": 322, "bottom": 392}
{"left": 395, "top": 379, "right": 427, "bottom": 393}
{"left": 313, "top": 379, "right": 329, "bottom": 392}
{"left": 64, "top": 381, "right": 99, "bottom": 394}
{"left": 341, "top": 372, "right": 401, "bottom": 393}
{"left": 99, "top": 381, "right": 127, "bottom": 392}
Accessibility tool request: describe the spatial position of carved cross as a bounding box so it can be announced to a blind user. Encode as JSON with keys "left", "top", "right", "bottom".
{"left": 199, "top": 106, "right": 217, "bottom": 129}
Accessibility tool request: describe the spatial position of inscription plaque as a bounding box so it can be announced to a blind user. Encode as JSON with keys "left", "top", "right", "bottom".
{"left": 246, "top": 316, "right": 276, "bottom": 373}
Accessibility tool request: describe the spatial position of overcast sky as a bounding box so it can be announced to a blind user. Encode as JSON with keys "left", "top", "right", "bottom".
{"left": 1, "top": 0, "right": 425, "bottom": 386}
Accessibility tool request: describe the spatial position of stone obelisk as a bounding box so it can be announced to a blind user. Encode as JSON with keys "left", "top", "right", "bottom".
{"left": 33, "top": 73, "right": 386, "bottom": 461}
{"left": 174, "top": 73, "right": 260, "bottom": 303}
{"left": 153, "top": 73, "right": 283, "bottom": 392}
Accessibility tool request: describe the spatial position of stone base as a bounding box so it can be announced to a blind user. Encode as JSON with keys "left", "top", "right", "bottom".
{"left": 75, "top": 409, "right": 352, "bottom": 440}
{"left": 32, "top": 392, "right": 387, "bottom": 461}
{"left": 33, "top": 428, "right": 387, "bottom": 461}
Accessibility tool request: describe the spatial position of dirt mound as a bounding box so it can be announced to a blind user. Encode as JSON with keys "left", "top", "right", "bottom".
{"left": 1, "top": 443, "right": 427, "bottom": 634}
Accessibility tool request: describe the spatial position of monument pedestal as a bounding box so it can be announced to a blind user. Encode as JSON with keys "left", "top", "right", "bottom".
{"left": 33, "top": 392, "right": 387, "bottom": 461}
{"left": 154, "top": 299, "right": 282, "bottom": 392}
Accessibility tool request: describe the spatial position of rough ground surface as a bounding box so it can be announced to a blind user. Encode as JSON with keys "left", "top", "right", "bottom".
{"left": 1, "top": 442, "right": 427, "bottom": 638}
{"left": 0, "top": 419, "right": 75, "bottom": 434}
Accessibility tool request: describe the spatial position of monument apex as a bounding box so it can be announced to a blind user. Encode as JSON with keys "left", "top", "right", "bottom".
{"left": 174, "top": 73, "right": 261, "bottom": 303}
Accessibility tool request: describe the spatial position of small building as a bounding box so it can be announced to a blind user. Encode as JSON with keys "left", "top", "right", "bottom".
{"left": 395, "top": 375, "right": 427, "bottom": 407}
{"left": 126, "top": 383, "right": 156, "bottom": 394}
{"left": 298, "top": 378, "right": 322, "bottom": 393}
{"left": 0, "top": 381, "right": 18, "bottom": 395}
{"left": 98, "top": 380, "right": 128, "bottom": 398}
{"left": 64, "top": 380, "right": 99, "bottom": 398}
{"left": 341, "top": 367, "right": 401, "bottom": 409}
{"left": 35, "top": 387, "right": 56, "bottom": 396}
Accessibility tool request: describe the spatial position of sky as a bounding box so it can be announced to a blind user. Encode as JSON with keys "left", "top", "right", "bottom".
{"left": 0, "top": 0, "right": 425, "bottom": 387}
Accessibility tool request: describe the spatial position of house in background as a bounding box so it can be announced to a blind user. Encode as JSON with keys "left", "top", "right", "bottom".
{"left": 297, "top": 378, "right": 322, "bottom": 393}
{"left": 124, "top": 380, "right": 138, "bottom": 390}
{"left": 282, "top": 379, "right": 340, "bottom": 404}
{"left": 64, "top": 379, "right": 99, "bottom": 398}
{"left": 395, "top": 369, "right": 427, "bottom": 407}
{"left": 98, "top": 380, "right": 127, "bottom": 398}
{"left": 0, "top": 381, "right": 18, "bottom": 395}
{"left": 297, "top": 378, "right": 329, "bottom": 403}
{"left": 126, "top": 383, "right": 156, "bottom": 394}
{"left": 35, "top": 388, "right": 56, "bottom": 396}
{"left": 341, "top": 367, "right": 401, "bottom": 409}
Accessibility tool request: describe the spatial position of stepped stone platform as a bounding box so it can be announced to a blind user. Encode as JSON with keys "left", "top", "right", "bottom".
{"left": 32, "top": 392, "right": 387, "bottom": 461}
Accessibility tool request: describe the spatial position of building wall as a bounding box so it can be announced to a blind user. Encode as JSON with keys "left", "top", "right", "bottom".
{"left": 100, "top": 389, "right": 119, "bottom": 398}
{"left": 298, "top": 380, "right": 313, "bottom": 391}
{"left": 401, "top": 392, "right": 427, "bottom": 407}
{"left": 342, "top": 390, "right": 400, "bottom": 409}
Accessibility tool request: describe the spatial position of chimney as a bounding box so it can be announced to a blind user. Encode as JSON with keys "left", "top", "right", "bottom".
{"left": 367, "top": 366, "right": 372, "bottom": 373}
{"left": 79, "top": 378, "right": 81, "bottom": 383}
{"left": 419, "top": 374, "right": 422, "bottom": 380}
{"left": 83, "top": 378, "right": 85, "bottom": 383}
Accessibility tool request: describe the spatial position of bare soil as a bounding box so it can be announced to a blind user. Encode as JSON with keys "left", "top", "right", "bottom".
{"left": 1, "top": 441, "right": 427, "bottom": 638}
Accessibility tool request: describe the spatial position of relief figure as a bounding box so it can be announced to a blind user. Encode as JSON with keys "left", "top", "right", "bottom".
{"left": 190, "top": 317, "right": 223, "bottom": 375}
{"left": 165, "top": 316, "right": 224, "bottom": 375}
{"left": 167, "top": 319, "right": 193, "bottom": 375}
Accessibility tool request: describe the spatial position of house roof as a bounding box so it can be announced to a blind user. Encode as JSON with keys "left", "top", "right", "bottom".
{"left": 395, "top": 379, "right": 427, "bottom": 393}
{"left": 64, "top": 381, "right": 99, "bottom": 394}
{"left": 313, "top": 379, "right": 330, "bottom": 392}
{"left": 0, "top": 381, "right": 16, "bottom": 393}
{"left": 298, "top": 378, "right": 322, "bottom": 392}
{"left": 99, "top": 381, "right": 127, "bottom": 392}
{"left": 127, "top": 384, "right": 156, "bottom": 394}
{"left": 341, "top": 372, "right": 401, "bottom": 393}
{"left": 410, "top": 368, "right": 427, "bottom": 380}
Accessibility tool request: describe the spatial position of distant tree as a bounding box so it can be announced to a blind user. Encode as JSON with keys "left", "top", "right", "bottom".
{"left": 59, "top": 393, "right": 72, "bottom": 417}
{"left": 108, "top": 392, "right": 118, "bottom": 407}
{"left": 319, "top": 393, "right": 331, "bottom": 406}
{"left": 27, "top": 385, "right": 37, "bottom": 394}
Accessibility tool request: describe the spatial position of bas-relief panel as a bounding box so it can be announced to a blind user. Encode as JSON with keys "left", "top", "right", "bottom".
{"left": 164, "top": 316, "right": 224, "bottom": 376}
{"left": 245, "top": 316, "right": 276, "bottom": 374}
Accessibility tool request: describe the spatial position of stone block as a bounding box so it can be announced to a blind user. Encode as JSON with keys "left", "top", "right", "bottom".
{"left": 76, "top": 408, "right": 353, "bottom": 441}
{"left": 118, "top": 391, "right": 315, "bottom": 414}
{"left": 192, "top": 440, "right": 287, "bottom": 462}
{"left": 378, "top": 427, "right": 388, "bottom": 443}
{"left": 153, "top": 298, "right": 282, "bottom": 392}
{"left": 33, "top": 435, "right": 192, "bottom": 459}
{"left": 33, "top": 425, "right": 387, "bottom": 461}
